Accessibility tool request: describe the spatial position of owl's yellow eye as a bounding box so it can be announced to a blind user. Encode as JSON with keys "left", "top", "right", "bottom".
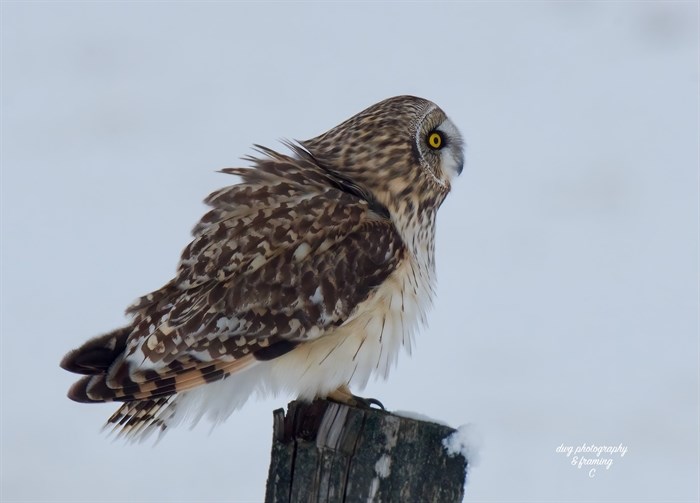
{"left": 427, "top": 131, "right": 443, "bottom": 149}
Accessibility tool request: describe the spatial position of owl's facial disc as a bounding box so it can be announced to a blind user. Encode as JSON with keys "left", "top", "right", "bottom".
{"left": 416, "top": 111, "right": 465, "bottom": 188}
{"left": 436, "top": 118, "right": 465, "bottom": 181}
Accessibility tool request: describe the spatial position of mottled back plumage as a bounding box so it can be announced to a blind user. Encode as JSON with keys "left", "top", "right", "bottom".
{"left": 61, "top": 95, "right": 464, "bottom": 441}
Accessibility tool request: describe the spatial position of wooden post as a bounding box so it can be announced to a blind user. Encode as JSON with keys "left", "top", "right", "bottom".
{"left": 265, "top": 399, "right": 468, "bottom": 502}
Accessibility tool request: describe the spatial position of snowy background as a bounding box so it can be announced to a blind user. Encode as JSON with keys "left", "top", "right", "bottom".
{"left": 2, "top": 2, "right": 698, "bottom": 502}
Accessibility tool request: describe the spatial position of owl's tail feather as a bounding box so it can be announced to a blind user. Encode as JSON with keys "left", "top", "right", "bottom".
{"left": 61, "top": 325, "right": 133, "bottom": 404}
{"left": 61, "top": 323, "right": 255, "bottom": 404}
{"left": 61, "top": 326, "right": 259, "bottom": 442}
{"left": 60, "top": 326, "right": 131, "bottom": 377}
{"left": 65, "top": 353, "right": 255, "bottom": 405}
{"left": 104, "top": 397, "right": 177, "bottom": 443}
{"left": 60, "top": 326, "right": 176, "bottom": 442}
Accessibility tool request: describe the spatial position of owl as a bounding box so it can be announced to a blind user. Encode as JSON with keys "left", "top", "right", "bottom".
{"left": 60, "top": 95, "right": 465, "bottom": 441}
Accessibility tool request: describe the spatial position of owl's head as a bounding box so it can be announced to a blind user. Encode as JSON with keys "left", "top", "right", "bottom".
{"left": 301, "top": 96, "right": 464, "bottom": 214}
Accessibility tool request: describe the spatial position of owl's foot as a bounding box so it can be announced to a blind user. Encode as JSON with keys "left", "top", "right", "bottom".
{"left": 327, "top": 385, "right": 385, "bottom": 410}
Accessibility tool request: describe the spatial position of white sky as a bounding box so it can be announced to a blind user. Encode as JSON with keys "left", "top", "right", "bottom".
{"left": 1, "top": 2, "right": 698, "bottom": 502}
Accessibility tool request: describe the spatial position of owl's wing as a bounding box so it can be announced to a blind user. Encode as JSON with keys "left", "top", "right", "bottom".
{"left": 63, "top": 155, "right": 405, "bottom": 403}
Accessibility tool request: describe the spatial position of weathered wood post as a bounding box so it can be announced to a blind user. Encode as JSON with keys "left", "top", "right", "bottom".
{"left": 265, "top": 399, "right": 468, "bottom": 502}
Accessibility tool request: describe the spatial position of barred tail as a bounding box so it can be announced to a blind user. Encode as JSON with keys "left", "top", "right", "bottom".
{"left": 60, "top": 325, "right": 258, "bottom": 442}
{"left": 103, "top": 397, "right": 178, "bottom": 443}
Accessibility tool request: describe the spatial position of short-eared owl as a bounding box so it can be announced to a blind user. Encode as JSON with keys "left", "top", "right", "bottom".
{"left": 61, "top": 96, "right": 464, "bottom": 441}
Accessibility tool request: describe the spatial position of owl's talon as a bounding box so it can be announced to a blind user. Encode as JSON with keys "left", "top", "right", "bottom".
{"left": 355, "top": 396, "right": 385, "bottom": 410}
{"left": 327, "top": 386, "right": 385, "bottom": 410}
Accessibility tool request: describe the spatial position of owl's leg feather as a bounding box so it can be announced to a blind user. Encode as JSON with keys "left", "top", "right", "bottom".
{"left": 327, "top": 385, "right": 385, "bottom": 410}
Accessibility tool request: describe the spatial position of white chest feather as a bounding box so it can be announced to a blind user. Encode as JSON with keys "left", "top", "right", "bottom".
{"left": 269, "top": 254, "right": 435, "bottom": 399}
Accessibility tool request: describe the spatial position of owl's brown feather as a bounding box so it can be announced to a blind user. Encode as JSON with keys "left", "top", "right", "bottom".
{"left": 61, "top": 95, "right": 464, "bottom": 441}
{"left": 63, "top": 149, "right": 405, "bottom": 405}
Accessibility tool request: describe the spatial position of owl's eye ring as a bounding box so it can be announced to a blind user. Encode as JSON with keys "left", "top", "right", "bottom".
{"left": 427, "top": 131, "right": 444, "bottom": 150}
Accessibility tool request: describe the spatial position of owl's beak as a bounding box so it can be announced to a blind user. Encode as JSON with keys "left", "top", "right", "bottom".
{"left": 443, "top": 148, "right": 464, "bottom": 182}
